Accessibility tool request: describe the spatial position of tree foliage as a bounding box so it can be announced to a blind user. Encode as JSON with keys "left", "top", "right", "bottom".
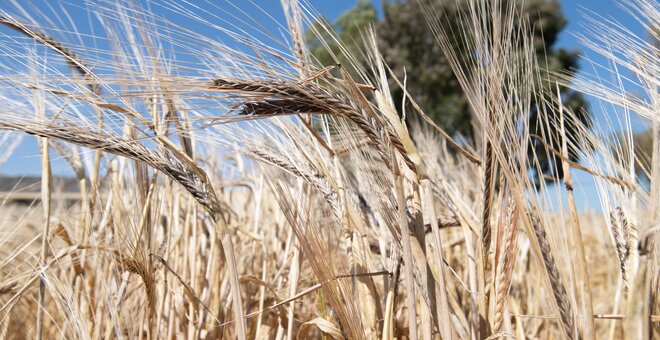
{"left": 306, "top": 0, "right": 590, "bottom": 183}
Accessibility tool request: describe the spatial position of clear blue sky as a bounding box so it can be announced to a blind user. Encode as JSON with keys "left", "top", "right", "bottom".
{"left": 0, "top": 0, "right": 364, "bottom": 177}
{"left": 0, "top": 0, "right": 650, "bottom": 212}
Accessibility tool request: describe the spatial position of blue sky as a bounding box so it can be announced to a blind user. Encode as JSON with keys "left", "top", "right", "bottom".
{"left": 0, "top": 0, "right": 650, "bottom": 211}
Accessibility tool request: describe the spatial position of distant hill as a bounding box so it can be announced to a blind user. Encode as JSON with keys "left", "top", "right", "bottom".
{"left": 0, "top": 176, "right": 81, "bottom": 193}
{"left": 0, "top": 176, "right": 84, "bottom": 205}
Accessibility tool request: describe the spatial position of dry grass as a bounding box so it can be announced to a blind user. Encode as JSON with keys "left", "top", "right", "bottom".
{"left": 0, "top": 0, "right": 658, "bottom": 339}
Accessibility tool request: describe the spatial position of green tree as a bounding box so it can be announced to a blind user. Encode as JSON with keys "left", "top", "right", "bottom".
{"left": 306, "top": 1, "right": 378, "bottom": 77}
{"left": 306, "top": 0, "right": 590, "bottom": 184}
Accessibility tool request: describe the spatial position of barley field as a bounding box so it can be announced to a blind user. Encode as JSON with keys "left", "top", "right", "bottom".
{"left": 0, "top": 0, "right": 657, "bottom": 339}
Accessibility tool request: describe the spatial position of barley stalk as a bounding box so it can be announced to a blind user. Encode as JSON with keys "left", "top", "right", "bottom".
{"left": 558, "top": 84, "right": 595, "bottom": 340}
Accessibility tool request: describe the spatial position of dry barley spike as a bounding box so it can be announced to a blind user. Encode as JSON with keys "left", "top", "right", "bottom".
{"left": 492, "top": 198, "right": 519, "bottom": 332}
{"left": 0, "top": 120, "right": 220, "bottom": 214}
{"left": 609, "top": 206, "right": 634, "bottom": 292}
{"left": 0, "top": 16, "right": 100, "bottom": 95}
{"left": 211, "top": 78, "right": 416, "bottom": 171}
{"left": 247, "top": 147, "right": 342, "bottom": 220}
{"left": 240, "top": 99, "right": 330, "bottom": 116}
{"left": 529, "top": 211, "right": 576, "bottom": 340}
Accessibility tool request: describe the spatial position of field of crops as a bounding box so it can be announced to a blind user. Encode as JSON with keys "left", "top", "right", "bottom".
{"left": 0, "top": 0, "right": 657, "bottom": 339}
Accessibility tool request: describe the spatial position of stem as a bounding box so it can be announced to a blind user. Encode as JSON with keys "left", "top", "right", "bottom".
{"left": 558, "top": 84, "right": 595, "bottom": 339}
{"left": 395, "top": 169, "right": 417, "bottom": 340}
{"left": 36, "top": 135, "right": 51, "bottom": 340}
